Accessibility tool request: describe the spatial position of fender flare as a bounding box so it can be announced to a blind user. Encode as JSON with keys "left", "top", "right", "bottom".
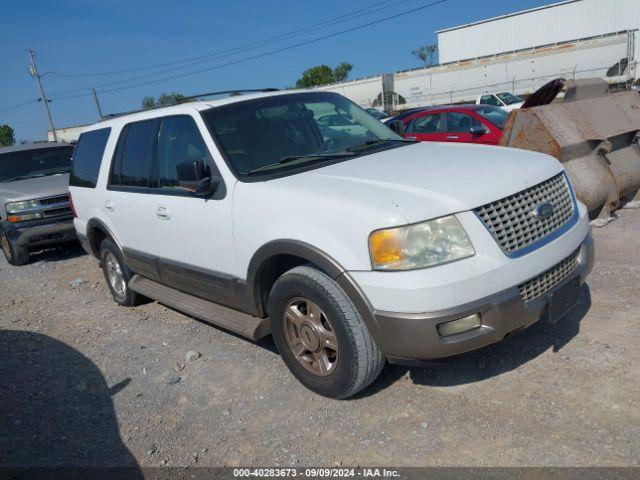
{"left": 246, "top": 240, "right": 382, "bottom": 342}
{"left": 85, "top": 218, "right": 123, "bottom": 258}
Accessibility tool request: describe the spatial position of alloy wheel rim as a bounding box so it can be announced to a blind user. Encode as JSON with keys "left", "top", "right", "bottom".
{"left": 104, "top": 251, "right": 126, "bottom": 296}
{"left": 283, "top": 297, "right": 338, "bottom": 376}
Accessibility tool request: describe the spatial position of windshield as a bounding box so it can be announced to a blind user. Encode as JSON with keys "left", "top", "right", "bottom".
{"left": 202, "top": 92, "right": 404, "bottom": 177}
{"left": 0, "top": 146, "right": 73, "bottom": 183}
{"left": 474, "top": 106, "right": 509, "bottom": 129}
{"left": 496, "top": 92, "right": 523, "bottom": 105}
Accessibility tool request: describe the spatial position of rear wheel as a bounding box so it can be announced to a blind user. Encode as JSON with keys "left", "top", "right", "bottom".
{"left": 99, "top": 238, "right": 144, "bottom": 306}
{"left": 269, "top": 266, "right": 384, "bottom": 399}
{"left": 0, "top": 230, "right": 29, "bottom": 266}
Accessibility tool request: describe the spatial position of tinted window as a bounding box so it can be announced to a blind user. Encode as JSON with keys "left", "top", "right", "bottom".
{"left": 480, "top": 95, "right": 500, "bottom": 107}
{"left": 157, "top": 116, "right": 210, "bottom": 188}
{"left": 407, "top": 113, "right": 443, "bottom": 134}
{"left": 70, "top": 128, "right": 110, "bottom": 188}
{"left": 111, "top": 120, "right": 156, "bottom": 188}
{"left": 446, "top": 112, "right": 483, "bottom": 133}
{"left": 0, "top": 146, "right": 73, "bottom": 183}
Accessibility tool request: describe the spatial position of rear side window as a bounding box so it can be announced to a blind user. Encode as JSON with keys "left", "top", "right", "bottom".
{"left": 407, "top": 113, "right": 443, "bottom": 134}
{"left": 70, "top": 128, "right": 111, "bottom": 188}
{"left": 110, "top": 119, "right": 157, "bottom": 188}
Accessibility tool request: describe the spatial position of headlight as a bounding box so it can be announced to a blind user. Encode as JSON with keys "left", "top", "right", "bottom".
{"left": 369, "top": 215, "right": 475, "bottom": 270}
{"left": 6, "top": 200, "right": 39, "bottom": 214}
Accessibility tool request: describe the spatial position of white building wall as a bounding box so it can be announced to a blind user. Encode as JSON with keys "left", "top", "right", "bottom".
{"left": 437, "top": 0, "right": 640, "bottom": 64}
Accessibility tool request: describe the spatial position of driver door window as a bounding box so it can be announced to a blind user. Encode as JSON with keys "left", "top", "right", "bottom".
{"left": 480, "top": 95, "right": 501, "bottom": 107}
{"left": 157, "top": 115, "right": 212, "bottom": 189}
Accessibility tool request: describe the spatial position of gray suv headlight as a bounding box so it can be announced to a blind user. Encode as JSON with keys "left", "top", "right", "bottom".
{"left": 369, "top": 215, "right": 475, "bottom": 270}
{"left": 6, "top": 199, "right": 39, "bottom": 214}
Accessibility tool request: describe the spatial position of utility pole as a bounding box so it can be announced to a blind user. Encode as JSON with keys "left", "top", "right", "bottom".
{"left": 92, "top": 88, "right": 104, "bottom": 119}
{"left": 28, "top": 49, "right": 58, "bottom": 142}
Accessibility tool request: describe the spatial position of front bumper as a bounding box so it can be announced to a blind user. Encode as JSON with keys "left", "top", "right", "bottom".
{"left": 369, "top": 233, "right": 594, "bottom": 363}
{"left": 1, "top": 217, "right": 76, "bottom": 248}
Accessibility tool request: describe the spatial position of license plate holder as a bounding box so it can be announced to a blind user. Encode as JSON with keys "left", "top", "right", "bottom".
{"left": 547, "top": 277, "right": 581, "bottom": 323}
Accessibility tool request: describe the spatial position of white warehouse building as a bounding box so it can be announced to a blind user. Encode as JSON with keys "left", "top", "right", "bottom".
{"left": 437, "top": 0, "right": 640, "bottom": 64}
{"left": 318, "top": 0, "right": 639, "bottom": 111}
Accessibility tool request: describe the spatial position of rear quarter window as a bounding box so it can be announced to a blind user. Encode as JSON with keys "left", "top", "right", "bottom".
{"left": 70, "top": 128, "right": 111, "bottom": 188}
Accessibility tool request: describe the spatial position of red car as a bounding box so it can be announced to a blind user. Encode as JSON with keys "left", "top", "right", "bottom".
{"left": 398, "top": 104, "right": 508, "bottom": 145}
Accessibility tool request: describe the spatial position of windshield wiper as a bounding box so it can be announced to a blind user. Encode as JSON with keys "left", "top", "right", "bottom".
{"left": 346, "top": 138, "right": 416, "bottom": 153}
{"left": 246, "top": 153, "right": 354, "bottom": 174}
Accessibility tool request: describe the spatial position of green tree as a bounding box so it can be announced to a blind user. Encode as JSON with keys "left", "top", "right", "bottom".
{"left": 333, "top": 62, "right": 353, "bottom": 82}
{"left": 411, "top": 44, "right": 438, "bottom": 67}
{"left": 141, "top": 92, "right": 187, "bottom": 109}
{"left": 295, "top": 62, "right": 354, "bottom": 88}
{"left": 0, "top": 125, "right": 15, "bottom": 147}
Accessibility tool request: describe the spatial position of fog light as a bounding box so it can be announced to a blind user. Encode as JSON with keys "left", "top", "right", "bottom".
{"left": 437, "top": 313, "right": 481, "bottom": 337}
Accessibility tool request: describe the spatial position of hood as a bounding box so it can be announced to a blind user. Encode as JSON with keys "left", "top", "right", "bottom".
{"left": 0, "top": 173, "right": 70, "bottom": 203}
{"left": 270, "top": 142, "right": 563, "bottom": 223}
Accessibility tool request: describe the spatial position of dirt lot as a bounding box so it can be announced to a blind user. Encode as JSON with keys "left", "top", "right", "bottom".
{"left": 1, "top": 210, "right": 638, "bottom": 468}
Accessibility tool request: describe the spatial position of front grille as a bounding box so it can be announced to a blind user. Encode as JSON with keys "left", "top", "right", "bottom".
{"left": 39, "top": 194, "right": 69, "bottom": 205}
{"left": 475, "top": 173, "right": 575, "bottom": 255}
{"left": 518, "top": 249, "right": 580, "bottom": 302}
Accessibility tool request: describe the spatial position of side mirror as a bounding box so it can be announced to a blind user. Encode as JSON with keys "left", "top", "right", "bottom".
{"left": 387, "top": 120, "right": 405, "bottom": 135}
{"left": 470, "top": 125, "right": 489, "bottom": 135}
{"left": 176, "top": 160, "right": 219, "bottom": 196}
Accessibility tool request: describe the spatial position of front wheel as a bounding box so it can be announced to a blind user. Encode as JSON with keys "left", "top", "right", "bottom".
{"left": 268, "top": 266, "right": 384, "bottom": 399}
{"left": 0, "top": 230, "right": 29, "bottom": 266}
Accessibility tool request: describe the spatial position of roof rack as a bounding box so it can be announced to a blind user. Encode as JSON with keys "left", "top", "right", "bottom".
{"left": 180, "top": 88, "right": 279, "bottom": 102}
{"left": 102, "top": 88, "right": 280, "bottom": 119}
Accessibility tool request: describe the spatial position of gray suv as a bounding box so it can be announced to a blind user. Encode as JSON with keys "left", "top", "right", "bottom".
{"left": 0, "top": 143, "right": 76, "bottom": 265}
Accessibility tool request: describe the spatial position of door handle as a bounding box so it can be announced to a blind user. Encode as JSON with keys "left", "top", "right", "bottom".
{"left": 156, "top": 206, "right": 170, "bottom": 220}
{"left": 104, "top": 200, "right": 114, "bottom": 211}
{"left": 446, "top": 135, "right": 459, "bottom": 140}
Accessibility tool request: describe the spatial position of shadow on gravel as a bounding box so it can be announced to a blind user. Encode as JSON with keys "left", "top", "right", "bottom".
{"left": 29, "top": 240, "right": 86, "bottom": 264}
{"left": 0, "top": 330, "right": 141, "bottom": 475}
{"left": 358, "top": 284, "right": 592, "bottom": 398}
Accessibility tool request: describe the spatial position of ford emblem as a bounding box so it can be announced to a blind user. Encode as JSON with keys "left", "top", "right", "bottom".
{"left": 532, "top": 202, "right": 554, "bottom": 220}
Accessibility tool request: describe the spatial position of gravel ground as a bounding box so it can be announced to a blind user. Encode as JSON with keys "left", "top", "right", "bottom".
{"left": 1, "top": 209, "right": 639, "bottom": 468}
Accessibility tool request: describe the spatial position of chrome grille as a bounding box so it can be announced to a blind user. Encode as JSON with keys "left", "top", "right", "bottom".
{"left": 518, "top": 249, "right": 580, "bottom": 302}
{"left": 475, "top": 173, "right": 575, "bottom": 255}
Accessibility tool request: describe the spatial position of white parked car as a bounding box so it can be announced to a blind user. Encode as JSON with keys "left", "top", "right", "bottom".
{"left": 476, "top": 92, "right": 524, "bottom": 112}
{"left": 69, "top": 90, "right": 593, "bottom": 398}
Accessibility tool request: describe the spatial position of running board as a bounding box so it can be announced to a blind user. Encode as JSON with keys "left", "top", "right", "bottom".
{"left": 129, "top": 275, "right": 270, "bottom": 340}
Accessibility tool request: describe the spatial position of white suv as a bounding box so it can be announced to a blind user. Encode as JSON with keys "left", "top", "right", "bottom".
{"left": 70, "top": 90, "right": 593, "bottom": 398}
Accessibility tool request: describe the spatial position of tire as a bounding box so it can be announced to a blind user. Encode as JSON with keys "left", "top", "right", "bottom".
{"left": 268, "top": 266, "right": 384, "bottom": 399}
{"left": 0, "top": 229, "right": 30, "bottom": 266}
{"left": 99, "top": 238, "right": 145, "bottom": 307}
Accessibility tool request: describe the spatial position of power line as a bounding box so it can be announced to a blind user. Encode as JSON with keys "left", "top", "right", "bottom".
{"left": 0, "top": 99, "right": 39, "bottom": 115}
{"left": 51, "top": 0, "right": 448, "bottom": 101}
{"left": 46, "top": 0, "right": 417, "bottom": 98}
{"left": 49, "top": 0, "right": 400, "bottom": 79}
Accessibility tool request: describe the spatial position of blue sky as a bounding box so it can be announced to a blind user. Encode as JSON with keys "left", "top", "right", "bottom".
{"left": 1, "top": 0, "right": 550, "bottom": 141}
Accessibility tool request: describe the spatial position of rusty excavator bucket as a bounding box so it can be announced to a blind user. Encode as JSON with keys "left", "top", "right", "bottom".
{"left": 499, "top": 79, "right": 640, "bottom": 226}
